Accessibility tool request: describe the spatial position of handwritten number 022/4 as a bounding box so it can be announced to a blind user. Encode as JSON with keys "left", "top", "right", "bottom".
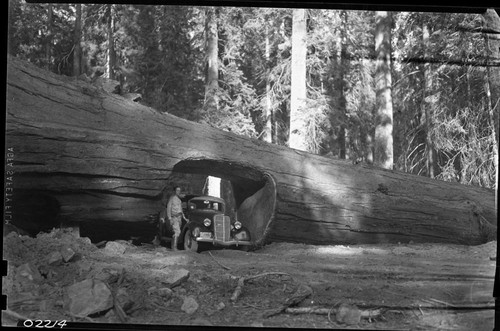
{"left": 23, "top": 320, "right": 67, "bottom": 328}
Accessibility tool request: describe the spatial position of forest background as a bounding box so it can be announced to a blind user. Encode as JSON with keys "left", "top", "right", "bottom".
{"left": 7, "top": 1, "right": 499, "bottom": 190}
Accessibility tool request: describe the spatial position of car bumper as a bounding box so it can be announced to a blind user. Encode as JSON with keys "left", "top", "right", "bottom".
{"left": 195, "top": 238, "right": 252, "bottom": 246}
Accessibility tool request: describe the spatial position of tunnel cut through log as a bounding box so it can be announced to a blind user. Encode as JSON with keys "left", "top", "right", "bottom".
{"left": 171, "top": 159, "right": 277, "bottom": 246}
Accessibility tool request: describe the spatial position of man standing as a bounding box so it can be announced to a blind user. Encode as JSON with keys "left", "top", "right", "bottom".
{"left": 162, "top": 186, "right": 188, "bottom": 250}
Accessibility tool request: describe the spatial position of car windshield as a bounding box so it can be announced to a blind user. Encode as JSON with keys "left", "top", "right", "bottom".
{"left": 190, "top": 199, "right": 223, "bottom": 212}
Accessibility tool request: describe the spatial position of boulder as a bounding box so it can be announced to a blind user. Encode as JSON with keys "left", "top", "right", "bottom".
{"left": 64, "top": 279, "right": 113, "bottom": 317}
{"left": 16, "top": 263, "right": 42, "bottom": 291}
{"left": 181, "top": 296, "right": 199, "bottom": 315}
{"left": 17, "top": 263, "right": 42, "bottom": 282}
{"left": 161, "top": 268, "right": 190, "bottom": 288}
{"left": 104, "top": 241, "right": 127, "bottom": 255}
{"left": 61, "top": 246, "right": 76, "bottom": 262}
{"left": 47, "top": 251, "right": 63, "bottom": 266}
{"left": 94, "top": 269, "right": 119, "bottom": 283}
{"left": 158, "top": 287, "right": 173, "bottom": 299}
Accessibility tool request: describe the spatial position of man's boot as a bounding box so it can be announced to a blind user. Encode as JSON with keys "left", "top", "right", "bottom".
{"left": 172, "top": 236, "right": 178, "bottom": 251}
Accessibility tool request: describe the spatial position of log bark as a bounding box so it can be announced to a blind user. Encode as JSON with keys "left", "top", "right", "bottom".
{"left": 5, "top": 57, "right": 497, "bottom": 245}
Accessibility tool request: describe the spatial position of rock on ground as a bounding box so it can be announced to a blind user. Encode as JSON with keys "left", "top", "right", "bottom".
{"left": 104, "top": 241, "right": 127, "bottom": 255}
{"left": 181, "top": 296, "right": 199, "bottom": 315}
{"left": 158, "top": 287, "right": 173, "bottom": 299}
{"left": 161, "top": 268, "right": 190, "bottom": 288}
{"left": 64, "top": 279, "right": 113, "bottom": 317}
{"left": 61, "top": 246, "right": 76, "bottom": 262}
{"left": 47, "top": 251, "right": 63, "bottom": 266}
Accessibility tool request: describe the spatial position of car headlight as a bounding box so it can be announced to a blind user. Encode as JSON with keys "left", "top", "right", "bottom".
{"left": 234, "top": 221, "right": 242, "bottom": 230}
{"left": 203, "top": 218, "right": 211, "bottom": 227}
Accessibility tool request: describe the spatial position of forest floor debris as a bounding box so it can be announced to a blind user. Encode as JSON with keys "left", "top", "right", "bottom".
{"left": 2, "top": 228, "right": 496, "bottom": 329}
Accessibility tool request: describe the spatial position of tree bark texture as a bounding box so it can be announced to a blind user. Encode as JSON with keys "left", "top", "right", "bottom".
{"left": 482, "top": 9, "right": 500, "bottom": 212}
{"left": 205, "top": 7, "right": 219, "bottom": 111}
{"left": 374, "top": 11, "right": 394, "bottom": 170}
{"left": 289, "top": 8, "right": 308, "bottom": 151}
{"left": 482, "top": 9, "right": 500, "bottom": 149}
{"left": 73, "top": 4, "right": 82, "bottom": 77}
{"left": 422, "top": 22, "right": 436, "bottom": 178}
{"left": 45, "top": 4, "right": 52, "bottom": 71}
{"left": 338, "top": 11, "right": 348, "bottom": 159}
{"left": 5, "top": 57, "right": 497, "bottom": 246}
{"left": 263, "top": 24, "right": 273, "bottom": 143}
{"left": 106, "top": 4, "right": 116, "bottom": 80}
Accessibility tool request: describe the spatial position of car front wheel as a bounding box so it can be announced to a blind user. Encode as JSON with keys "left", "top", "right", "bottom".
{"left": 183, "top": 231, "right": 199, "bottom": 253}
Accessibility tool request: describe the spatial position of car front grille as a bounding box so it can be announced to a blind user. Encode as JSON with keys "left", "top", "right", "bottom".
{"left": 214, "top": 215, "right": 230, "bottom": 242}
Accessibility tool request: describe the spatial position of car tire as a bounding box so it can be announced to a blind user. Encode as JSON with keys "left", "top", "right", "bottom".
{"left": 183, "top": 230, "right": 199, "bottom": 253}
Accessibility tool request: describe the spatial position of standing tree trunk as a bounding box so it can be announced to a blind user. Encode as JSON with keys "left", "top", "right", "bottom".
{"left": 482, "top": 9, "right": 500, "bottom": 212}
{"left": 205, "top": 7, "right": 219, "bottom": 112}
{"left": 373, "top": 11, "right": 394, "bottom": 170}
{"left": 204, "top": 7, "right": 220, "bottom": 194}
{"left": 482, "top": 9, "right": 500, "bottom": 149}
{"left": 73, "top": 4, "right": 82, "bottom": 77}
{"left": 45, "top": 3, "right": 52, "bottom": 71}
{"left": 421, "top": 21, "right": 436, "bottom": 178}
{"left": 289, "top": 8, "right": 307, "bottom": 151}
{"left": 263, "top": 23, "right": 273, "bottom": 143}
{"left": 106, "top": 4, "right": 116, "bottom": 80}
{"left": 338, "top": 10, "right": 349, "bottom": 159}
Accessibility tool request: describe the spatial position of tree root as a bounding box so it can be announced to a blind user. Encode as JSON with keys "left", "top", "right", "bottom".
{"left": 263, "top": 284, "right": 313, "bottom": 318}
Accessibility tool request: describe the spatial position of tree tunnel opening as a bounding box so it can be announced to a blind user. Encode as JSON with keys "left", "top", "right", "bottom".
{"left": 8, "top": 190, "right": 61, "bottom": 236}
{"left": 171, "top": 159, "right": 277, "bottom": 247}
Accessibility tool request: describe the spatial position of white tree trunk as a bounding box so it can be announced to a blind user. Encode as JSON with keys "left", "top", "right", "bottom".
{"left": 205, "top": 7, "right": 219, "bottom": 111}
{"left": 374, "top": 11, "right": 394, "bottom": 170}
{"left": 263, "top": 24, "right": 273, "bottom": 143}
{"left": 289, "top": 8, "right": 307, "bottom": 151}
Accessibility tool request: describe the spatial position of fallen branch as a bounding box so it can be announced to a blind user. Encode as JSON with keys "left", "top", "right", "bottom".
{"left": 208, "top": 251, "right": 231, "bottom": 270}
{"left": 245, "top": 272, "right": 290, "bottom": 281}
{"left": 230, "top": 272, "right": 290, "bottom": 303}
{"left": 230, "top": 277, "right": 245, "bottom": 302}
{"left": 117, "top": 268, "right": 126, "bottom": 286}
{"left": 113, "top": 299, "right": 128, "bottom": 323}
{"left": 423, "top": 298, "right": 457, "bottom": 308}
{"left": 263, "top": 284, "right": 313, "bottom": 318}
{"left": 284, "top": 306, "right": 383, "bottom": 319}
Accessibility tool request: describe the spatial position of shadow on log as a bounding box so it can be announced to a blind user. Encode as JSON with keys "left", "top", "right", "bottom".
{"left": 5, "top": 56, "right": 497, "bottom": 245}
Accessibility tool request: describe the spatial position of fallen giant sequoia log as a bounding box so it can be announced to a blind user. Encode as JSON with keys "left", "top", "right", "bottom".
{"left": 6, "top": 57, "right": 497, "bottom": 245}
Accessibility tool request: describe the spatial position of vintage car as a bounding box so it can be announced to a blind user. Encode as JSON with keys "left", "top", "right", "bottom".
{"left": 179, "top": 196, "right": 252, "bottom": 252}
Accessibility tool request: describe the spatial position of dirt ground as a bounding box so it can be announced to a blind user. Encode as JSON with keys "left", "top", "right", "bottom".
{"left": 2, "top": 228, "right": 496, "bottom": 330}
